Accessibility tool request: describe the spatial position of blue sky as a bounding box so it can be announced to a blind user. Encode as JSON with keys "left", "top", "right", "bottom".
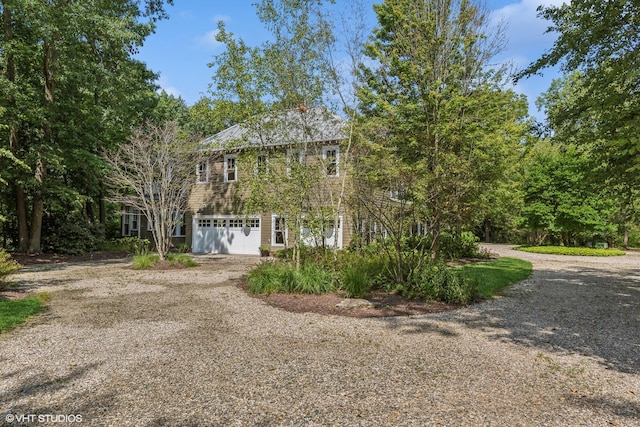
{"left": 136, "top": 0, "right": 564, "bottom": 120}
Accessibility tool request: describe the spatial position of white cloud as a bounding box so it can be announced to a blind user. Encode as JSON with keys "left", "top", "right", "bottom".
{"left": 490, "top": 0, "right": 564, "bottom": 54}
{"left": 156, "top": 76, "right": 181, "bottom": 98}
{"left": 197, "top": 30, "right": 222, "bottom": 50}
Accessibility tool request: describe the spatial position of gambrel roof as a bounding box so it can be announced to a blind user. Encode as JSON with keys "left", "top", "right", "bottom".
{"left": 201, "top": 106, "right": 345, "bottom": 150}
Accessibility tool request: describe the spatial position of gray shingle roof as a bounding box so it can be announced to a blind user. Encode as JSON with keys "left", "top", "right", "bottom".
{"left": 201, "top": 106, "right": 345, "bottom": 150}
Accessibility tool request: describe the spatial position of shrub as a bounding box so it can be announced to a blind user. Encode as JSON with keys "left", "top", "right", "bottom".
{"left": 515, "top": 245, "right": 625, "bottom": 256}
{"left": 104, "top": 237, "right": 150, "bottom": 255}
{"left": 177, "top": 243, "right": 191, "bottom": 253}
{"left": 166, "top": 253, "right": 198, "bottom": 268}
{"left": 340, "top": 263, "right": 371, "bottom": 298}
{"left": 439, "top": 231, "right": 480, "bottom": 260}
{"left": 397, "top": 262, "right": 478, "bottom": 305}
{"left": 247, "top": 261, "right": 334, "bottom": 295}
{"left": 132, "top": 254, "right": 159, "bottom": 270}
{"left": 41, "top": 212, "right": 104, "bottom": 255}
{"left": 0, "top": 250, "right": 21, "bottom": 286}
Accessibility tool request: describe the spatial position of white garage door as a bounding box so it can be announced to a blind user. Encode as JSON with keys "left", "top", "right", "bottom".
{"left": 192, "top": 216, "right": 261, "bottom": 255}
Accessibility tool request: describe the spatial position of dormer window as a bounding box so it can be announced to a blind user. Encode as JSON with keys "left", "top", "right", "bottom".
{"left": 224, "top": 155, "right": 237, "bottom": 182}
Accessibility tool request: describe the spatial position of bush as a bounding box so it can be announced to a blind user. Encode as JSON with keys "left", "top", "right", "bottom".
{"left": 396, "top": 262, "right": 478, "bottom": 305}
{"left": 41, "top": 212, "right": 104, "bottom": 255}
{"left": 132, "top": 254, "right": 160, "bottom": 270}
{"left": 166, "top": 253, "right": 198, "bottom": 267}
{"left": 247, "top": 261, "right": 334, "bottom": 295}
{"left": 336, "top": 251, "right": 390, "bottom": 297}
{"left": 439, "top": 231, "right": 480, "bottom": 260}
{"left": 515, "top": 245, "right": 625, "bottom": 256}
{"left": 103, "top": 237, "right": 150, "bottom": 255}
{"left": 0, "top": 250, "right": 21, "bottom": 287}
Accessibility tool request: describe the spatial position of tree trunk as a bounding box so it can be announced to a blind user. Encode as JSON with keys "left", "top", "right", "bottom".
{"left": 483, "top": 219, "right": 491, "bottom": 242}
{"left": 15, "top": 186, "right": 29, "bottom": 253}
{"left": 28, "top": 158, "right": 45, "bottom": 253}
{"left": 623, "top": 225, "right": 629, "bottom": 249}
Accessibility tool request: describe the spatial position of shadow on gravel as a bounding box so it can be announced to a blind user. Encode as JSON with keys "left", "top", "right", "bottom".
{"left": 384, "top": 266, "right": 640, "bottom": 375}
{"left": 1, "top": 362, "right": 102, "bottom": 411}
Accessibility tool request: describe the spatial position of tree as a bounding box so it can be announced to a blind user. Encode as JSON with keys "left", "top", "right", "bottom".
{"left": 104, "top": 121, "right": 199, "bottom": 259}
{"left": 357, "top": 0, "right": 528, "bottom": 272}
{"left": 518, "top": 0, "right": 640, "bottom": 178}
{"left": 209, "top": 0, "right": 343, "bottom": 268}
{"left": 536, "top": 72, "right": 639, "bottom": 248}
{"left": 0, "top": 0, "right": 171, "bottom": 253}
{"left": 520, "top": 140, "right": 617, "bottom": 246}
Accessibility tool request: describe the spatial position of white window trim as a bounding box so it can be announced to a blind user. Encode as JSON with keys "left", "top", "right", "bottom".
{"left": 254, "top": 153, "right": 269, "bottom": 177}
{"left": 271, "top": 215, "right": 288, "bottom": 246}
{"left": 322, "top": 145, "right": 340, "bottom": 177}
{"left": 224, "top": 154, "right": 237, "bottom": 183}
{"left": 286, "top": 148, "right": 304, "bottom": 176}
{"left": 196, "top": 159, "right": 209, "bottom": 184}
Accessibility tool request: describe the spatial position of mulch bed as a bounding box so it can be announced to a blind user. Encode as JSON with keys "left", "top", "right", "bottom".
{"left": 239, "top": 283, "right": 462, "bottom": 318}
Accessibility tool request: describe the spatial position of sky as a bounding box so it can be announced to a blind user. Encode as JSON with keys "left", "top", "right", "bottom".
{"left": 135, "top": 0, "right": 565, "bottom": 121}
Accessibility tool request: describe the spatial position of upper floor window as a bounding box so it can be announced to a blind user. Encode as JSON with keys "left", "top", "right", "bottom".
{"left": 256, "top": 154, "right": 268, "bottom": 178}
{"left": 224, "top": 154, "right": 237, "bottom": 182}
{"left": 196, "top": 159, "right": 209, "bottom": 184}
{"left": 286, "top": 149, "right": 304, "bottom": 176}
{"left": 322, "top": 145, "right": 339, "bottom": 177}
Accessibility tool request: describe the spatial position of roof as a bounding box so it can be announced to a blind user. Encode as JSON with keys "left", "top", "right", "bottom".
{"left": 201, "top": 106, "right": 345, "bottom": 150}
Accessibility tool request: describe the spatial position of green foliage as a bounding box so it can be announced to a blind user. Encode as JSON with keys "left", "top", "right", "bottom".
{"left": 515, "top": 246, "right": 626, "bottom": 257}
{"left": 132, "top": 254, "right": 160, "bottom": 270}
{"left": 176, "top": 243, "right": 191, "bottom": 254}
{"left": 131, "top": 253, "right": 198, "bottom": 270}
{"left": 166, "top": 253, "right": 198, "bottom": 268}
{"left": 439, "top": 231, "right": 480, "bottom": 260}
{"left": 41, "top": 212, "right": 105, "bottom": 255}
{"left": 394, "top": 263, "right": 477, "bottom": 305}
{"left": 0, "top": 250, "right": 21, "bottom": 284}
{"left": 247, "top": 261, "right": 334, "bottom": 295}
{"left": 103, "top": 237, "right": 150, "bottom": 256}
{"left": 335, "top": 251, "right": 388, "bottom": 298}
{"left": 0, "top": 296, "right": 45, "bottom": 332}
{"left": 459, "top": 257, "right": 532, "bottom": 298}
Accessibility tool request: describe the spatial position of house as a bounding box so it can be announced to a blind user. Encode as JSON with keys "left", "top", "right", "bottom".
{"left": 185, "top": 106, "right": 353, "bottom": 255}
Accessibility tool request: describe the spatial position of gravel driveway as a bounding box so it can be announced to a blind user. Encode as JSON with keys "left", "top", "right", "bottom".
{"left": 1, "top": 246, "right": 639, "bottom": 426}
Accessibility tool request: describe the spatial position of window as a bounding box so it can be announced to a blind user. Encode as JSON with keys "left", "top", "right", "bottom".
{"left": 122, "top": 206, "right": 139, "bottom": 237}
{"left": 196, "top": 159, "right": 209, "bottom": 183}
{"left": 249, "top": 218, "right": 260, "bottom": 228}
{"left": 147, "top": 212, "right": 186, "bottom": 237}
{"left": 272, "top": 216, "right": 286, "bottom": 246}
{"left": 212, "top": 219, "right": 226, "bottom": 228}
{"left": 224, "top": 155, "right": 237, "bottom": 182}
{"left": 256, "top": 154, "right": 268, "bottom": 178}
{"left": 322, "top": 146, "right": 339, "bottom": 177}
{"left": 286, "top": 149, "right": 304, "bottom": 176}
{"left": 198, "top": 219, "right": 211, "bottom": 228}
{"left": 229, "top": 219, "right": 243, "bottom": 229}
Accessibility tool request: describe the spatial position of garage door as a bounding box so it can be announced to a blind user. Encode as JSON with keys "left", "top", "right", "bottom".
{"left": 192, "top": 216, "right": 261, "bottom": 255}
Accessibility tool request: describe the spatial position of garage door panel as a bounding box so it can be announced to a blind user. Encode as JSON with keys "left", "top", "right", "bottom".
{"left": 193, "top": 216, "right": 260, "bottom": 255}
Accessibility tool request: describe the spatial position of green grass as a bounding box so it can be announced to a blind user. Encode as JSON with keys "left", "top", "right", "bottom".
{"left": 459, "top": 257, "right": 533, "bottom": 298}
{"left": 514, "top": 245, "right": 626, "bottom": 256}
{"left": 247, "top": 262, "right": 334, "bottom": 295}
{"left": 0, "top": 295, "right": 46, "bottom": 332}
{"left": 132, "top": 253, "right": 198, "bottom": 269}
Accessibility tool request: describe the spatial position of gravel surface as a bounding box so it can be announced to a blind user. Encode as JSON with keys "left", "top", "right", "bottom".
{"left": 1, "top": 245, "right": 639, "bottom": 426}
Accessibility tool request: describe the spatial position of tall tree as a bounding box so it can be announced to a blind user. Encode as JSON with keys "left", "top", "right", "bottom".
{"left": 357, "top": 0, "right": 527, "bottom": 270}
{"left": 518, "top": 0, "right": 640, "bottom": 177}
{"left": 0, "top": 0, "right": 171, "bottom": 253}
{"left": 209, "top": 0, "right": 342, "bottom": 268}
{"left": 104, "top": 121, "right": 199, "bottom": 260}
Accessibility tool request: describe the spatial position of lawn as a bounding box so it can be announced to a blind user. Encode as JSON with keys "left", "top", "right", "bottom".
{"left": 0, "top": 295, "right": 46, "bottom": 332}
{"left": 460, "top": 257, "right": 533, "bottom": 298}
{"left": 514, "top": 246, "right": 625, "bottom": 256}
